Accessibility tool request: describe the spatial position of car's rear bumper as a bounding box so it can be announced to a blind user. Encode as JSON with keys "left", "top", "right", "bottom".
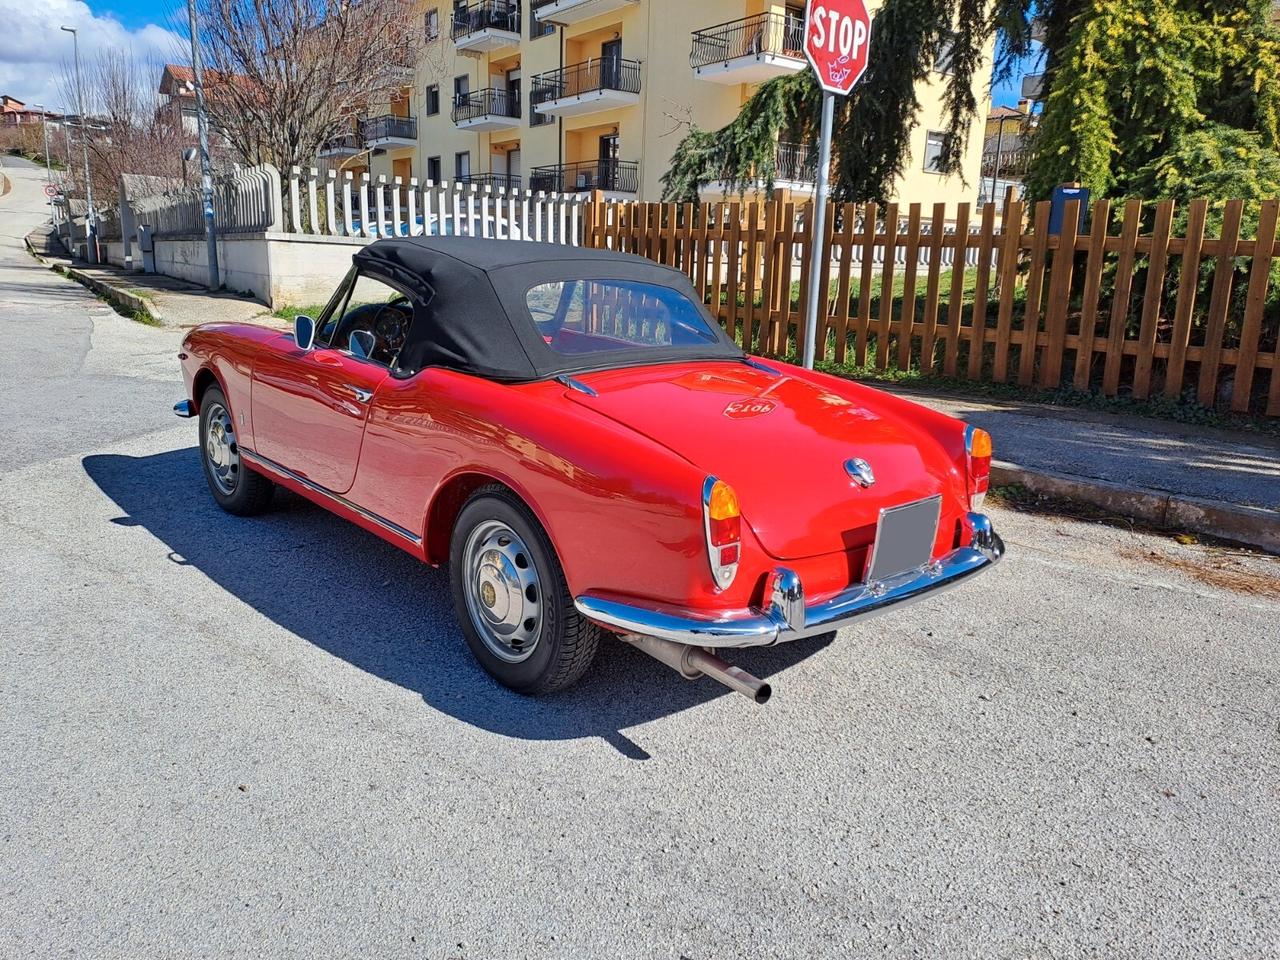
{"left": 574, "top": 512, "right": 1005, "bottom": 648}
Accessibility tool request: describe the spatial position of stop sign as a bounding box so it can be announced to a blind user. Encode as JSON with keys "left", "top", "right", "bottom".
{"left": 803, "top": 0, "right": 873, "bottom": 95}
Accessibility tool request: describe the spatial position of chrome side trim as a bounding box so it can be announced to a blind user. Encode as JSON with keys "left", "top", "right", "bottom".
{"left": 239, "top": 447, "right": 423, "bottom": 546}
{"left": 174, "top": 399, "right": 196, "bottom": 418}
{"left": 556, "top": 375, "right": 598, "bottom": 397}
{"left": 574, "top": 511, "right": 1005, "bottom": 648}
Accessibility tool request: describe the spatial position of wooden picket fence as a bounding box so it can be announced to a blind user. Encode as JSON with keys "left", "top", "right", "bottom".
{"left": 584, "top": 193, "right": 1280, "bottom": 417}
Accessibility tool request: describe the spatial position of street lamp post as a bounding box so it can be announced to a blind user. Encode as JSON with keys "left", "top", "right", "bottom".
{"left": 185, "top": 0, "right": 220, "bottom": 289}
{"left": 60, "top": 26, "right": 96, "bottom": 262}
{"left": 34, "top": 104, "right": 53, "bottom": 186}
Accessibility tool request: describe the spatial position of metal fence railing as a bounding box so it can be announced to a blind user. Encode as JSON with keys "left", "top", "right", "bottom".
{"left": 452, "top": 88, "right": 521, "bottom": 124}
{"left": 451, "top": 0, "right": 520, "bottom": 39}
{"left": 131, "top": 164, "right": 282, "bottom": 238}
{"left": 360, "top": 114, "right": 417, "bottom": 143}
{"left": 528, "top": 160, "right": 640, "bottom": 194}
{"left": 531, "top": 58, "right": 642, "bottom": 105}
{"left": 690, "top": 11, "right": 805, "bottom": 68}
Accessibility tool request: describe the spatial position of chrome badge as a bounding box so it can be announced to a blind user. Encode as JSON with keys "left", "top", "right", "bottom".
{"left": 844, "top": 457, "right": 875, "bottom": 488}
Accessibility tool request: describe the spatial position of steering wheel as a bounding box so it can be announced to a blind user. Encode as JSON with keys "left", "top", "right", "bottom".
{"left": 370, "top": 298, "right": 411, "bottom": 363}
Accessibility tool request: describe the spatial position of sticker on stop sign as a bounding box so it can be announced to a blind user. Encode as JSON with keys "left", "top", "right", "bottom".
{"left": 804, "top": 0, "right": 873, "bottom": 95}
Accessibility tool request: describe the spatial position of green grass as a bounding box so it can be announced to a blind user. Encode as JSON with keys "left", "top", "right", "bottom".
{"left": 272, "top": 303, "right": 327, "bottom": 320}
{"left": 126, "top": 287, "right": 157, "bottom": 302}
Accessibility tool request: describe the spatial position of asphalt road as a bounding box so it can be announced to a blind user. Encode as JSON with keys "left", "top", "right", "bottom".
{"left": 2, "top": 156, "right": 1279, "bottom": 959}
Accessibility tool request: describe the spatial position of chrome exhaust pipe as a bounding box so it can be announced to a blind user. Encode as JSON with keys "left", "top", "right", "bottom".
{"left": 622, "top": 633, "right": 772, "bottom": 704}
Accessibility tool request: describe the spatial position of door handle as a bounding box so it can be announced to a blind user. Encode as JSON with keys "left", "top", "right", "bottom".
{"left": 346, "top": 385, "right": 373, "bottom": 403}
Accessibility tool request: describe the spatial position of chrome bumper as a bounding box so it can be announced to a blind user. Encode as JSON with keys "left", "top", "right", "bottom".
{"left": 574, "top": 512, "right": 1005, "bottom": 649}
{"left": 173, "top": 399, "right": 196, "bottom": 418}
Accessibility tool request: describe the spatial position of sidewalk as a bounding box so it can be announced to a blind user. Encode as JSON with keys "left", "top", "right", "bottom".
{"left": 892, "top": 386, "right": 1280, "bottom": 553}
{"left": 25, "top": 225, "right": 281, "bottom": 330}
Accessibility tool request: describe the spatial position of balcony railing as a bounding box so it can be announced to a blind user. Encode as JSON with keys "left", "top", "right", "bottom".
{"left": 360, "top": 114, "right": 417, "bottom": 143}
{"left": 319, "top": 133, "right": 362, "bottom": 154}
{"left": 530, "top": 58, "right": 642, "bottom": 106}
{"left": 775, "top": 140, "right": 815, "bottom": 184}
{"left": 458, "top": 173, "right": 522, "bottom": 191}
{"left": 690, "top": 11, "right": 805, "bottom": 68}
{"left": 451, "top": 0, "right": 520, "bottom": 40}
{"left": 528, "top": 159, "right": 639, "bottom": 194}
{"left": 451, "top": 87, "right": 521, "bottom": 123}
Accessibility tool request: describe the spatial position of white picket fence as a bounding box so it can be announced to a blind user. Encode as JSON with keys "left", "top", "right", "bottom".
{"left": 285, "top": 166, "right": 587, "bottom": 245}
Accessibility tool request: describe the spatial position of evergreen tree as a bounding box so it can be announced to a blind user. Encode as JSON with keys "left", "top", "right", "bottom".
{"left": 1027, "top": 0, "right": 1280, "bottom": 203}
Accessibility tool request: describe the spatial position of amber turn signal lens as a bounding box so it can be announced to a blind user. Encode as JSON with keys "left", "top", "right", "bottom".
{"left": 969, "top": 428, "right": 992, "bottom": 459}
{"left": 707, "top": 480, "right": 740, "bottom": 521}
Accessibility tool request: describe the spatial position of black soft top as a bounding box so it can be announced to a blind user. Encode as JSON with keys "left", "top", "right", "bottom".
{"left": 353, "top": 235, "right": 744, "bottom": 381}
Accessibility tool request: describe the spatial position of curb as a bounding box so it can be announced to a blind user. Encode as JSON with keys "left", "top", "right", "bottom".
{"left": 992, "top": 461, "right": 1280, "bottom": 555}
{"left": 24, "top": 236, "right": 164, "bottom": 324}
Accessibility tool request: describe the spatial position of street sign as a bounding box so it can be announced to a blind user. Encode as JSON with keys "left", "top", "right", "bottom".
{"left": 43, "top": 184, "right": 58, "bottom": 198}
{"left": 803, "top": 0, "right": 873, "bottom": 96}
{"left": 798, "top": 0, "right": 874, "bottom": 369}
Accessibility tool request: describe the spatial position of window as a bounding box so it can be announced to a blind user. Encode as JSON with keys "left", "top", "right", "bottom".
{"left": 529, "top": 89, "right": 553, "bottom": 126}
{"left": 530, "top": 7, "right": 555, "bottom": 39}
{"left": 320, "top": 270, "right": 416, "bottom": 368}
{"left": 427, "top": 155, "right": 442, "bottom": 184}
{"left": 934, "top": 33, "right": 957, "bottom": 75}
{"left": 923, "top": 130, "right": 948, "bottom": 174}
{"left": 425, "top": 84, "right": 440, "bottom": 116}
{"left": 525, "top": 280, "right": 723, "bottom": 356}
{"left": 424, "top": 7, "right": 440, "bottom": 41}
{"left": 453, "top": 74, "right": 470, "bottom": 107}
{"left": 455, "top": 150, "right": 471, "bottom": 179}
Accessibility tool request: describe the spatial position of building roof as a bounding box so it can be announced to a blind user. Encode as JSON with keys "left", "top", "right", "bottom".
{"left": 159, "top": 64, "right": 247, "bottom": 97}
{"left": 352, "top": 236, "right": 743, "bottom": 381}
{"left": 987, "top": 105, "right": 1023, "bottom": 119}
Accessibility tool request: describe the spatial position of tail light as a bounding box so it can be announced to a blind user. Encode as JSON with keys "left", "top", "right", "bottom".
{"left": 703, "top": 477, "right": 740, "bottom": 589}
{"left": 965, "top": 425, "right": 992, "bottom": 511}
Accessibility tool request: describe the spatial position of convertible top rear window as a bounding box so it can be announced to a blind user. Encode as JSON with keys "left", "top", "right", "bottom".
{"left": 527, "top": 280, "right": 722, "bottom": 357}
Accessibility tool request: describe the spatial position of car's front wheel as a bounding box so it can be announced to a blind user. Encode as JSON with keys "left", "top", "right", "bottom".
{"left": 449, "top": 485, "right": 600, "bottom": 695}
{"left": 198, "top": 385, "right": 275, "bottom": 516}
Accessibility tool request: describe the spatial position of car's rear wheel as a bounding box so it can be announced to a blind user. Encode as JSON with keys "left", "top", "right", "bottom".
{"left": 449, "top": 485, "right": 600, "bottom": 695}
{"left": 198, "top": 385, "right": 274, "bottom": 516}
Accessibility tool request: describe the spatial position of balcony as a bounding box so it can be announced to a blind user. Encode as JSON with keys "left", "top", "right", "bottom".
{"left": 318, "top": 133, "right": 362, "bottom": 159}
{"left": 530, "top": 0, "right": 637, "bottom": 26}
{"left": 528, "top": 159, "right": 639, "bottom": 195}
{"left": 360, "top": 114, "right": 417, "bottom": 149}
{"left": 452, "top": 88, "right": 521, "bottom": 132}
{"left": 451, "top": 1, "right": 520, "bottom": 52}
{"left": 690, "top": 11, "right": 806, "bottom": 84}
{"left": 702, "top": 141, "right": 815, "bottom": 197}
{"left": 458, "top": 173, "right": 523, "bottom": 191}
{"left": 530, "top": 58, "right": 641, "bottom": 118}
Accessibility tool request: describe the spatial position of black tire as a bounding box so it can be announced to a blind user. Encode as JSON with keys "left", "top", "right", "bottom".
{"left": 449, "top": 485, "right": 600, "bottom": 695}
{"left": 198, "top": 384, "right": 275, "bottom": 516}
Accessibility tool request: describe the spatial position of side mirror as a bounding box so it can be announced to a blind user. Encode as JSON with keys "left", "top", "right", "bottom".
{"left": 294, "top": 314, "right": 315, "bottom": 352}
{"left": 348, "top": 329, "right": 376, "bottom": 360}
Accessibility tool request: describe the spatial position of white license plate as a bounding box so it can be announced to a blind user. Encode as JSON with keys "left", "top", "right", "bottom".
{"left": 866, "top": 495, "right": 942, "bottom": 583}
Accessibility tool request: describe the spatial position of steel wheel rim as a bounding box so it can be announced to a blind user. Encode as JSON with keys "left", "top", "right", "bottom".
{"left": 204, "top": 402, "right": 240, "bottom": 496}
{"left": 462, "top": 520, "right": 542, "bottom": 664}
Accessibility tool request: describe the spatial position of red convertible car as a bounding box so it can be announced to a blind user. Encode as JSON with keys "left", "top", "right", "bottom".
{"left": 176, "top": 237, "right": 1003, "bottom": 703}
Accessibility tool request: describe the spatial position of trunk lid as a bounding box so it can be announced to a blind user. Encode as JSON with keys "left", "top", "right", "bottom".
{"left": 567, "top": 361, "right": 961, "bottom": 559}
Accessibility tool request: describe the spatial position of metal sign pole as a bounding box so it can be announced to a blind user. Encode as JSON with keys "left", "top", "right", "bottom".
{"left": 801, "top": 90, "right": 835, "bottom": 370}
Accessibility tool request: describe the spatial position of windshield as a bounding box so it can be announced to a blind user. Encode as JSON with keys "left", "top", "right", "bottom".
{"left": 525, "top": 279, "right": 724, "bottom": 357}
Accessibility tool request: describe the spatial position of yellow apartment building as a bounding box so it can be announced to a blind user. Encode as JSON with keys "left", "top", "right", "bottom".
{"left": 323, "top": 0, "right": 994, "bottom": 212}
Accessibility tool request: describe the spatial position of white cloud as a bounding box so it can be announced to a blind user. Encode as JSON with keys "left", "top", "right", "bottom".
{"left": 0, "top": 0, "right": 183, "bottom": 111}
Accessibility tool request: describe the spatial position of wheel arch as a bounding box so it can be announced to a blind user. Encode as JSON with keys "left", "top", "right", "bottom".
{"left": 191, "top": 366, "right": 224, "bottom": 413}
{"left": 423, "top": 469, "right": 559, "bottom": 568}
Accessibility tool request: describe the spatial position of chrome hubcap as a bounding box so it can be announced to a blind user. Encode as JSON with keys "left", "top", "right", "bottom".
{"left": 204, "top": 402, "right": 239, "bottom": 495}
{"left": 462, "top": 520, "right": 542, "bottom": 664}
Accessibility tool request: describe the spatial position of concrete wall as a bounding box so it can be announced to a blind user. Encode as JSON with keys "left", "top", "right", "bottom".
{"left": 104, "top": 241, "right": 127, "bottom": 268}
{"left": 151, "top": 232, "right": 369, "bottom": 309}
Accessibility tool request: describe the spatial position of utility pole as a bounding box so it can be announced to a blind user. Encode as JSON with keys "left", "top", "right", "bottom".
{"left": 186, "top": 0, "right": 220, "bottom": 289}
{"left": 60, "top": 26, "right": 96, "bottom": 262}
{"left": 35, "top": 104, "right": 53, "bottom": 185}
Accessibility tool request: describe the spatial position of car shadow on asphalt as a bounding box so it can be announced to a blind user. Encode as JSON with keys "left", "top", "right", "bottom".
{"left": 84, "top": 449, "right": 831, "bottom": 759}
